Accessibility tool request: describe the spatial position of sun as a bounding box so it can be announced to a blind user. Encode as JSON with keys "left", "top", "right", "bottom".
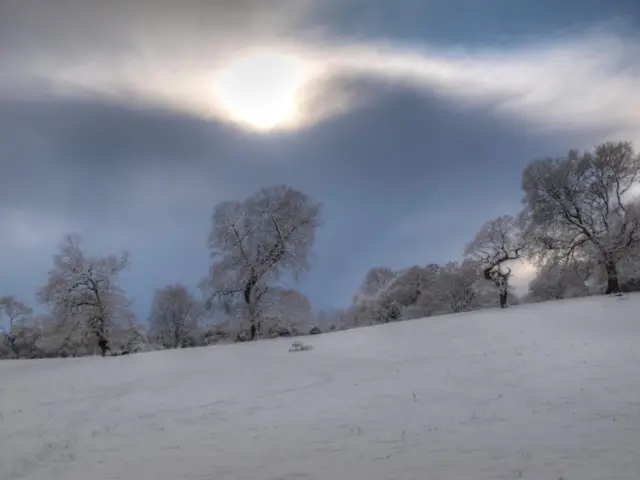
{"left": 215, "top": 51, "right": 309, "bottom": 131}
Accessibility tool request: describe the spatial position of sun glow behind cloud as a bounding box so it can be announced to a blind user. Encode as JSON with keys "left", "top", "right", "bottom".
{"left": 214, "top": 51, "right": 310, "bottom": 131}
{"left": 1, "top": 29, "right": 639, "bottom": 141}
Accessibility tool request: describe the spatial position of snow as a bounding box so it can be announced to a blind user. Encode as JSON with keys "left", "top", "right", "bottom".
{"left": 2, "top": 295, "right": 640, "bottom": 480}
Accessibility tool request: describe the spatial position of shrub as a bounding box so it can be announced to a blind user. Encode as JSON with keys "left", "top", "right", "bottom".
{"left": 309, "top": 325, "right": 322, "bottom": 335}
{"left": 236, "top": 330, "right": 250, "bottom": 342}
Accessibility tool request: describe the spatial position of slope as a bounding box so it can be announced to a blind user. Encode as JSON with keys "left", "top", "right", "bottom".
{"left": 1, "top": 295, "right": 640, "bottom": 480}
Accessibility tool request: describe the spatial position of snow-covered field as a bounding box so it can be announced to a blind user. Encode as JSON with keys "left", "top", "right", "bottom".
{"left": 2, "top": 296, "right": 640, "bottom": 480}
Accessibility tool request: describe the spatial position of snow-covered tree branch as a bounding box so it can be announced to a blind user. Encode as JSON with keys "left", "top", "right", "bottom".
{"left": 0, "top": 296, "right": 34, "bottom": 359}
{"left": 37, "top": 234, "right": 135, "bottom": 356}
{"left": 202, "top": 185, "right": 322, "bottom": 340}
{"left": 148, "top": 285, "right": 203, "bottom": 349}
{"left": 465, "top": 214, "right": 530, "bottom": 307}
{"left": 523, "top": 141, "right": 640, "bottom": 295}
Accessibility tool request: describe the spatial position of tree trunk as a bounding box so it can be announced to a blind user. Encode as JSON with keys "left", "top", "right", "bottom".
{"left": 244, "top": 273, "right": 259, "bottom": 341}
{"left": 604, "top": 261, "right": 621, "bottom": 295}
{"left": 6, "top": 335, "right": 17, "bottom": 359}
{"left": 497, "top": 276, "right": 509, "bottom": 308}
{"left": 96, "top": 324, "right": 110, "bottom": 356}
{"left": 499, "top": 291, "right": 508, "bottom": 308}
{"left": 97, "top": 335, "right": 110, "bottom": 356}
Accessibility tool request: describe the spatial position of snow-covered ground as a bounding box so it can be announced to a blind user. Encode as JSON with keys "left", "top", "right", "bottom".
{"left": 2, "top": 296, "right": 640, "bottom": 480}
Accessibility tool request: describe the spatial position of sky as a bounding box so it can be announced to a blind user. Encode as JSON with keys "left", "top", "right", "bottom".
{"left": 1, "top": 0, "right": 639, "bottom": 321}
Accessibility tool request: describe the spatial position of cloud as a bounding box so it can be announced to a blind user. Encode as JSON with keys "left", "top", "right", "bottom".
{"left": 0, "top": 0, "right": 330, "bottom": 123}
{"left": 2, "top": 0, "right": 638, "bottom": 143}
{"left": 322, "top": 33, "right": 640, "bottom": 139}
{"left": 0, "top": 95, "right": 297, "bottom": 223}
{"left": 0, "top": 0, "right": 316, "bottom": 54}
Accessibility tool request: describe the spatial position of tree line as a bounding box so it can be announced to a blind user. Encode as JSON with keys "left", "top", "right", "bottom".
{"left": 2, "top": 141, "right": 639, "bottom": 359}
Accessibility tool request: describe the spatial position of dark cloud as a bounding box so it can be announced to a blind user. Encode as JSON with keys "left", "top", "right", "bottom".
{"left": 0, "top": 96, "right": 304, "bottom": 219}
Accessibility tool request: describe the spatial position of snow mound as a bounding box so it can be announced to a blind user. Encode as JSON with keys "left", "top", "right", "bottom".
{"left": 2, "top": 294, "right": 640, "bottom": 480}
{"left": 289, "top": 341, "right": 314, "bottom": 352}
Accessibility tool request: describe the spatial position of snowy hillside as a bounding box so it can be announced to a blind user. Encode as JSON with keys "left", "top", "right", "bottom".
{"left": 2, "top": 295, "right": 640, "bottom": 480}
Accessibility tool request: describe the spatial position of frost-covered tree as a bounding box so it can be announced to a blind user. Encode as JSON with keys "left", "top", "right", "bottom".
{"left": 523, "top": 141, "right": 640, "bottom": 295}
{"left": 527, "top": 260, "right": 589, "bottom": 302}
{"left": 386, "top": 267, "right": 432, "bottom": 306}
{"left": 149, "top": 284, "right": 202, "bottom": 349}
{"left": 577, "top": 242, "right": 640, "bottom": 294}
{"left": 465, "top": 214, "right": 530, "bottom": 308}
{"left": 432, "top": 261, "right": 493, "bottom": 313}
{"left": 15, "top": 315, "right": 57, "bottom": 358}
{"left": 312, "top": 307, "right": 363, "bottom": 331}
{"left": 349, "top": 259, "right": 516, "bottom": 324}
{"left": 106, "top": 323, "right": 148, "bottom": 354}
{"left": 0, "top": 334, "right": 10, "bottom": 359}
{"left": 0, "top": 296, "right": 32, "bottom": 332}
{"left": 350, "top": 267, "right": 399, "bottom": 323}
{"left": 358, "top": 267, "right": 396, "bottom": 297}
{"left": 354, "top": 266, "right": 434, "bottom": 323}
{"left": 202, "top": 185, "right": 322, "bottom": 340}
{"left": 0, "top": 324, "right": 43, "bottom": 360}
{"left": 615, "top": 243, "right": 640, "bottom": 292}
{"left": 0, "top": 296, "right": 33, "bottom": 358}
{"left": 355, "top": 263, "right": 490, "bottom": 322}
{"left": 257, "top": 287, "right": 311, "bottom": 337}
{"left": 37, "top": 234, "right": 135, "bottom": 356}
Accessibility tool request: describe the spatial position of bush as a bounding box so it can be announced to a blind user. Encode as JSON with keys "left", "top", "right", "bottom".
{"left": 621, "top": 277, "right": 640, "bottom": 292}
{"left": 236, "top": 330, "right": 250, "bottom": 342}
{"left": 268, "top": 324, "right": 292, "bottom": 339}
{"left": 279, "top": 329, "right": 292, "bottom": 337}
{"left": 309, "top": 325, "right": 322, "bottom": 335}
{"left": 202, "top": 325, "right": 230, "bottom": 345}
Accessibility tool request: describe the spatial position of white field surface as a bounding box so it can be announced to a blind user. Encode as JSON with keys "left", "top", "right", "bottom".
{"left": 2, "top": 295, "right": 640, "bottom": 480}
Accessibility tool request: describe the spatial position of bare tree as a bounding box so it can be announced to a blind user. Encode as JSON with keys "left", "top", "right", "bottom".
{"left": 465, "top": 214, "right": 530, "bottom": 308}
{"left": 202, "top": 185, "right": 322, "bottom": 340}
{"left": 149, "top": 285, "right": 202, "bottom": 349}
{"left": 523, "top": 141, "right": 640, "bottom": 295}
{"left": 0, "top": 296, "right": 33, "bottom": 358}
{"left": 37, "top": 234, "right": 135, "bottom": 356}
